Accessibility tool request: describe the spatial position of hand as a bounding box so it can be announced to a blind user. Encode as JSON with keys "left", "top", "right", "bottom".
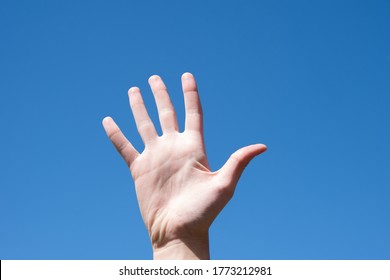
{"left": 102, "top": 73, "right": 267, "bottom": 259}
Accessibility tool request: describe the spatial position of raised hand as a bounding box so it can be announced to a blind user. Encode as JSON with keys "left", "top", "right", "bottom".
{"left": 102, "top": 73, "right": 267, "bottom": 259}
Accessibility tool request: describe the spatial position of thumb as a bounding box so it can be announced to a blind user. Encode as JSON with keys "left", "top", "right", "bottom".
{"left": 218, "top": 144, "right": 267, "bottom": 188}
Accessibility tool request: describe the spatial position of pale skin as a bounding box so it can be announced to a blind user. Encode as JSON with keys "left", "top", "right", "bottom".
{"left": 102, "top": 73, "right": 267, "bottom": 259}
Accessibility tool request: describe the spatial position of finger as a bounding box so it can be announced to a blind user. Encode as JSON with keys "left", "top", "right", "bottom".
{"left": 182, "top": 72, "right": 203, "bottom": 133}
{"left": 218, "top": 144, "right": 267, "bottom": 190}
{"left": 128, "top": 87, "right": 158, "bottom": 144}
{"left": 148, "top": 75, "right": 179, "bottom": 133}
{"left": 102, "top": 116, "right": 140, "bottom": 167}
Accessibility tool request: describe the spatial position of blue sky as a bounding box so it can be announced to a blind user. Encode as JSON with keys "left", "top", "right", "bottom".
{"left": 0, "top": 0, "right": 389, "bottom": 259}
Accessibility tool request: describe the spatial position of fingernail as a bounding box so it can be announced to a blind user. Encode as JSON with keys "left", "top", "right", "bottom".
{"left": 149, "top": 75, "right": 159, "bottom": 82}
{"left": 129, "top": 87, "right": 139, "bottom": 94}
{"left": 182, "top": 72, "right": 192, "bottom": 79}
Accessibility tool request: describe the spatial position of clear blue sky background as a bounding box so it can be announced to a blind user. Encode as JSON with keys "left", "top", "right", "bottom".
{"left": 1, "top": 0, "right": 389, "bottom": 260}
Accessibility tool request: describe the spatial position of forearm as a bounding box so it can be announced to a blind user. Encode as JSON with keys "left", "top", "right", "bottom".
{"left": 152, "top": 235, "right": 210, "bottom": 260}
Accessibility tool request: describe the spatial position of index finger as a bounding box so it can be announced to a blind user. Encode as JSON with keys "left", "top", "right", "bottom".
{"left": 182, "top": 72, "right": 203, "bottom": 133}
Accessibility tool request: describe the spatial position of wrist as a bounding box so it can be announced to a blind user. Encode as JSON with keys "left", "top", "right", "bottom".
{"left": 152, "top": 234, "right": 210, "bottom": 260}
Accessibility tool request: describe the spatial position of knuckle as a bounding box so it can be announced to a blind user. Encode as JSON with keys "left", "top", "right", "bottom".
{"left": 108, "top": 129, "right": 121, "bottom": 140}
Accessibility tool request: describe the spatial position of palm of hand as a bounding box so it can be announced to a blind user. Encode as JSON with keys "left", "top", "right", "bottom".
{"left": 103, "top": 73, "right": 266, "bottom": 249}
{"left": 131, "top": 131, "right": 227, "bottom": 245}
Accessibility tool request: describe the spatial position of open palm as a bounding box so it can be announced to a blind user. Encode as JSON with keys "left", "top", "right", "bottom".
{"left": 103, "top": 73, "right": 266, "bottom": 258}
